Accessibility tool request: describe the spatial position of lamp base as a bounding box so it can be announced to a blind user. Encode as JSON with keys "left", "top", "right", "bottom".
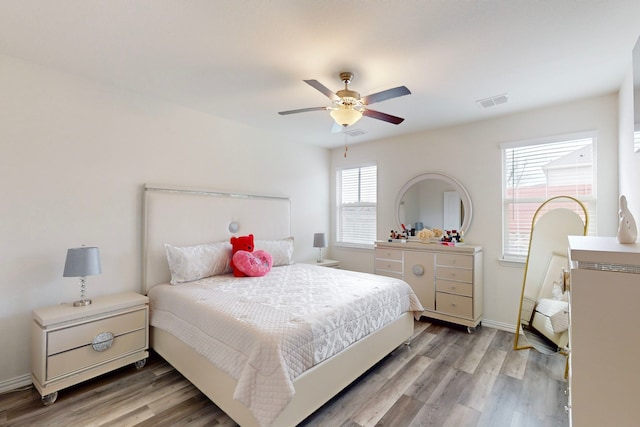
{"left": 73, "top": 298, "right": 92, "bottom": 307}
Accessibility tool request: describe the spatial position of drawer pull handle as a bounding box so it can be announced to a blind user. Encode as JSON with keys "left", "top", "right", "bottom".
{"left": 92, "top": 331, "right": 114, "bottom": 352}
{"left": 412, "top": 264, "right": 424, "bottom": 276}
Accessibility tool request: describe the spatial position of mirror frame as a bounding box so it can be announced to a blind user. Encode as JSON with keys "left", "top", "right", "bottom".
{"left": 394, "top": 172, "right": 473, "bottom": 234}
{"left": 513, "top": 195, "right": 588, "bottom": 354}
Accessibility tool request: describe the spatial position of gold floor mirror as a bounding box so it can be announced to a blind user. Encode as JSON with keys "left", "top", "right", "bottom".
{"left": 514, "top": 196, "right": 588, "bottom": 354}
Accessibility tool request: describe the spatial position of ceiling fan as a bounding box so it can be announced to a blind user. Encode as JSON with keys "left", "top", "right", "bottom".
{"left": 278, "top": 72, "right": 411, "bottom": 128}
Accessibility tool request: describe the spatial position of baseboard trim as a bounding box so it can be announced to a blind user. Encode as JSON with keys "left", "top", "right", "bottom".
{"left": 0, "top": 373, "right": 32, "bottom": 394}
{"left": 482, "top": 319, "right": 517, "bottom": 333}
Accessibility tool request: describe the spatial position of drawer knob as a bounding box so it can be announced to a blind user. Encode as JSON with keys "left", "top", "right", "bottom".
{"left": 412, "top": 264, "right": 424, "bottom": 276}
{"left": 92, "top": 331, "right": 114, "bottom": 352}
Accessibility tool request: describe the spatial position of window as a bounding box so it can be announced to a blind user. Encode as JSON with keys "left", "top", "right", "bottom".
{"left": 502, "top": 134, "right": 596, "bottom": 261}
{"left": 337, "top": 165, "right": 377, "bottom": 246}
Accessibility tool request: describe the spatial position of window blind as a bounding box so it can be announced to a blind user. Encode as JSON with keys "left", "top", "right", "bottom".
{"left": 337, "top": 165, "right": 377, "bottom": 246}
{"left": 502, "top": 136, "right": 595, "bottom": 260}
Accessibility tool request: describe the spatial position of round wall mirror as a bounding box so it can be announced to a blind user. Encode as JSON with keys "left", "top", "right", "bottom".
{"left": 395, "top": 172, "right": 473, "bottom": 234}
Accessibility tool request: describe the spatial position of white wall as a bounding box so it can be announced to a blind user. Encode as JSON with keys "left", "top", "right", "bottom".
{"left": 331, "top": 94, "right": 619, "bottom": 330}
{"left": 618, "top": 66, "right": 640, "bottom": 218}
{"left": 0, "top": 54, "right": 330, "bottom": 386}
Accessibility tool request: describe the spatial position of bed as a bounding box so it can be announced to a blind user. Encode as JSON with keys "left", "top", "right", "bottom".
{"left": 142, "top": 185, "right": 424, "bottom": 427}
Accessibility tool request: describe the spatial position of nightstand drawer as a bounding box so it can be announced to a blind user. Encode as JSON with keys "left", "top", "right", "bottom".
{"left": 435, "top": 266, "right": 472, "bottom": 283}
{"left": 47, "top": 329, "right": 146, "bottom": 380}
{"left": 48, "top": 309, "right": 146, "bottom": 355}
{"left": 436, "top": 292, "right": 473, "bottom": 318}
{"left": 436, "top": 279, "right": 472, "bottom": 297}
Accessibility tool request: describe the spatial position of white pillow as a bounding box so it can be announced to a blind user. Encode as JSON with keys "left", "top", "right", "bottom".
{"left": 254, "top": 237, "right": 294, "bottom": 266}
{"left": 164, "top": 242, "right": 232, "bottom": 285}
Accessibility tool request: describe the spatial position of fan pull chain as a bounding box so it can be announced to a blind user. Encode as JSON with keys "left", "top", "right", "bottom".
{"left": 343, "top": 132, "right": 348, "bottom": 158}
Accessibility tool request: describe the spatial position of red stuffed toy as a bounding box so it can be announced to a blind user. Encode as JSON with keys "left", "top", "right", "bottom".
{"left": 230, "top": 234, "right": 254, "bottom": 277}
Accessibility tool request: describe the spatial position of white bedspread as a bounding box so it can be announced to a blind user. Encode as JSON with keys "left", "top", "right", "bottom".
{"left": 148, "top": 263, "right": 423, "bottom": 426}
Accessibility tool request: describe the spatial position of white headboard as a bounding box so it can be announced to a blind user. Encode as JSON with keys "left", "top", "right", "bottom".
{"left": 142, "top": 184, "right": 291, "bottom": 293}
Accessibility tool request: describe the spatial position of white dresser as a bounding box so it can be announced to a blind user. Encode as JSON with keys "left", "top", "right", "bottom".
{"left": 568, "top": 236, "right": 640, "bottom": 427}
{"left": 375, "top": 240, "right": 483, "bottom": 331}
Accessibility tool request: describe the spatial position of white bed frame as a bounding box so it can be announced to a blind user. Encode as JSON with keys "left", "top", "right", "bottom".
{"left": 142, "top": 184, "right": 414, "bottom": 427}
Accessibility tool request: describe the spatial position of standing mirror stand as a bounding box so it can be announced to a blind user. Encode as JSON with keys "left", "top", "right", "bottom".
{"left": 513, "top": 196, "right": 588, "bottom": 357}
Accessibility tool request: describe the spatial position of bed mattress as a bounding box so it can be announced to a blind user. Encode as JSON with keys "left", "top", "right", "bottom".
{"left": 148, "top": 263, "right": 423, "bottom": 426}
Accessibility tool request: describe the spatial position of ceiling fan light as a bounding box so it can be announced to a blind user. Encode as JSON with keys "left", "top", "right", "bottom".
{"left": 330, "top": 106, "right": 363, "bottom": 127}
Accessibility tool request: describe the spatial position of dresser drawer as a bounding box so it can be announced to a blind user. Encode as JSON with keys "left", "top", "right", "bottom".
{"left": 436, "top": 279, "right": 472, "bottom": 297}
{"left": 435, "top": 266, "right": 472, "bottom": 283}
{"left": 436, "top": 292, "right": 473, "bottom": 318}
{"left": 47, "top": 329, "right": 146, "bottom": 380}
{"left": 375, "top": 248, "right": 403, "bottom": 261}
{"left": 375, "top": 259, "right": 403, "bottom": 273}
{"left": 375, "top": 270, "right": 403, "bottom": 280}
{"left": 436, "top": 254, "right": 472, "bottom": 269}
{"left": 48, "top": 309, "right": 147, "bottom": 355}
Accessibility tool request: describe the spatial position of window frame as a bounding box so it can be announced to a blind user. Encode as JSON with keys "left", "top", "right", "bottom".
{"left": 501, "top": 132, "right": 596, "bottom": 262}
{"left": 335, "top": 163, "right": 378, "bottom": 249}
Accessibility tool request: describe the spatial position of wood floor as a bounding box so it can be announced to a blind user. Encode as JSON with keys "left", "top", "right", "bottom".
{"left": 0, "top": 320, "right": 569, "bottom": 427}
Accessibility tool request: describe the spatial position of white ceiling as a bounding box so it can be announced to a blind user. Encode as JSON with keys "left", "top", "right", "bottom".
{"left": 1, "top": 1, "right": 640, "bottom": 148}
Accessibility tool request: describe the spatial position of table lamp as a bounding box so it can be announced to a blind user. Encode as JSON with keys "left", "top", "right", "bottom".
{"left": 313, "top": 233, "right": 327, "bottom": 263}
{"left": 63, "top": 246, "right": 102, "bottom": 307}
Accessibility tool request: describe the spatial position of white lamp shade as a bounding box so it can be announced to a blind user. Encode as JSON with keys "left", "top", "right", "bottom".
{"left": 313, "top": 233, "right": 327, "bottom": 248}
{"left": 329, "top": 106, "right": 363, "bottom": 127}
{"left": 63, "top": 247, "right": 102, "bottom": 277}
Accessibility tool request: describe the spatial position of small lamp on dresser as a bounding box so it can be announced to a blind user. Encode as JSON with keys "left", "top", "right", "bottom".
{"left": 63, "top": 246, "right": 102, "bottom": 307}
{"left": 313, "top": 233, "right": 327, "bottom": 263}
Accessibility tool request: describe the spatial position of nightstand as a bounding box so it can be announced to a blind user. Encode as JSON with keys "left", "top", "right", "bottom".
{"left": 31, "top": 291, "right": 149, "bottom": 405}
{"left": 304, "top": 259, "right": 341, "bottom": 268}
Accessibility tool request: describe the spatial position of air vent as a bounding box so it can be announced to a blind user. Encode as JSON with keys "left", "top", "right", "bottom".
{"left": 476, "top": 93, "right": 509, "bottom": 109}
{"left": 343, "top": 128, "right": 367, "bottom": 137}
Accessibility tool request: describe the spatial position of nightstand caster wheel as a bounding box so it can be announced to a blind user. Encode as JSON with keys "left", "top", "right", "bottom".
{"left": 134, "top": 358, "right": 147, "bottom": 370}
{"left": 42, "top": 391, "right": 58, "bottom": 406}
{"left": 467, "top": 326, "right": 476, "bottom": 334}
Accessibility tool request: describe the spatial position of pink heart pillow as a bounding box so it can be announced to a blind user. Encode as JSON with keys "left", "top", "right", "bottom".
{"left": 232, "top": 250, "right": 273, "bottom": 277}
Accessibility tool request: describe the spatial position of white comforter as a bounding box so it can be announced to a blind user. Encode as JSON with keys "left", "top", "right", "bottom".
{"left": 148, "top": 263, "right": 423, "bottom": 426}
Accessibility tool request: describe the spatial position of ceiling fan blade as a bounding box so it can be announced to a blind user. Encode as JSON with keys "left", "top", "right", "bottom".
{"left": 278, "top": 106, "right": 328, "bottom": 115}
{"left": 363, "top": 109, "right": 405, "bottom": 124}
{"left": 304, "top": 79, "right": 339, "bottom": 101}
{"left": 362, "top": 86, "right": 411, "bottom": 105}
